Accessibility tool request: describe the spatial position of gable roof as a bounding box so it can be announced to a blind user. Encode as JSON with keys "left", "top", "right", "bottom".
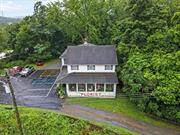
{"left": 60, "top": 43, "right": 118, "bottom": 65}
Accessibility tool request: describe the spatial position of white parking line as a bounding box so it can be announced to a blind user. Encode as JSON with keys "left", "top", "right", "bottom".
{"left": 46, "top": 70, "right": 61, "bottom": 97}
{"left": 28, "top": 70, "right": 38, "bottom": 78}
{"left": 26, "top": 89, "right": 50, "bottom": 91}
{"left": 23, "top": 95, "right": 47, "bottom": 98}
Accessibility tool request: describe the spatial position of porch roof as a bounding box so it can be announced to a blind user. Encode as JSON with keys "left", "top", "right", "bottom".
{"left": 56, "top": 73, "right": 118, "bottom": 84}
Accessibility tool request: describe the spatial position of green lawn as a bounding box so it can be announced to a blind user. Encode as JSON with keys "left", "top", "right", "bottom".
{"left": 0, "top": 105, "right": 135, "bottom": 135}
{"left": 66, "top": 96, "right": 179, "bottom": 130}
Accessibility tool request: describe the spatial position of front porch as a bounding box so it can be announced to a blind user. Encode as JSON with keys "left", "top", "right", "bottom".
{"left": 56, "top": 71, "right": 118, "bottom": 98}
{"left": 65, "top": 83, "right": 117, "bottom": 98}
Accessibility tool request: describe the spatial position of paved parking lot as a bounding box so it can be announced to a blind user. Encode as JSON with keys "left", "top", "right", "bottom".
{"left": 9, "top": 69, "right": 62, "bottom": 110}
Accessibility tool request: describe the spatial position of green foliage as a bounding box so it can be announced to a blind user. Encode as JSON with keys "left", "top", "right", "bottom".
{"left": 0, "top": 106, "right": 117, "bottom": 135}
{"left": 116, "top": 0, "right": 180, "bottom": 123}
{"left": 0, "top": 25, "right": 9, "bottom": 52}
{"left": 120, "top": 49, "right": 180, "bottom": 122}
{"left": 56, "top": 84, "right": 66, "bottom": 98}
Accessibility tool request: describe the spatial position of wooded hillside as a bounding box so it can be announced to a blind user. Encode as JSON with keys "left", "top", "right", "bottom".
{"left": 0, "top": 16, "right": 21, "bottom": 24}
{"left": 0, "top": 0, "right": 179, "bottom": 123}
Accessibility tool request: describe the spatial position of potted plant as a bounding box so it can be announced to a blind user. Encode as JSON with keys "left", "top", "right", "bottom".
{"left": 56, "top": 84, "right": 66, "bottom": 99}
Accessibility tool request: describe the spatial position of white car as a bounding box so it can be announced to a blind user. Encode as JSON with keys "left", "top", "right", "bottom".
{"left": 19, "top": 66, "right": 34, "bottom": 77}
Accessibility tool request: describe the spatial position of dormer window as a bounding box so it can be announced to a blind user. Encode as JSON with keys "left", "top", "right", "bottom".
{"left": 71, "top": 65, "right": 79, "bottom": 70}
{"left": 87, "top": 65, "right": 95, "bottom": 70}
{"left": 105, "top": 65, "right": 113, "bottom": 70}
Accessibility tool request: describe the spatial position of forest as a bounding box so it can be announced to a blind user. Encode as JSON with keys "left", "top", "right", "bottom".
{"left": 0, "top": 0, "right": 179, "bottom": 123}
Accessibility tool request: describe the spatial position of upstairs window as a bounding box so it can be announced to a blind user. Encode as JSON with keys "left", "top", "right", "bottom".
{"left": 71, "top": 65, "right": 79, "bottom": 70}
{"left": 87, "top": 65, "right": 95, "bottom": 70}
{"left": 105, "top": 65, "right": 113, "bottom": 70}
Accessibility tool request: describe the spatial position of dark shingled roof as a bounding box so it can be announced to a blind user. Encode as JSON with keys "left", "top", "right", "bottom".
{"left": 57, "top": 73, "right": 119, "bottom": 84}
{"left": 61, "top": 43, "right": 118, "bottom": 65}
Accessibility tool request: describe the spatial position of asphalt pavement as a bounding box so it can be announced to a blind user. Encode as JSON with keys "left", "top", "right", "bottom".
{"left": 4, "top": 69, "right": 62, "bottom": 110}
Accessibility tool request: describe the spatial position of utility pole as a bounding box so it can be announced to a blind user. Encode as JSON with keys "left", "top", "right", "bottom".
{"left": 6, "top": 70, "right": 24, "bottom": 135}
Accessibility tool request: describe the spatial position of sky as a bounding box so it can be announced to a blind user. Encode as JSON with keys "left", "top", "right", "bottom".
{"left": 0, "top": 0, "right": 58, "bottom": 17}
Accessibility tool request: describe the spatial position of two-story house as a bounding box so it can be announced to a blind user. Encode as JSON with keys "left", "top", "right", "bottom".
{"left": 56, "top": 42, "right": 118, "bottom": 98}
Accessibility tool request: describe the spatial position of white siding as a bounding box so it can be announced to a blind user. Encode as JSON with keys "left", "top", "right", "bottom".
{"left": 67, "top": 65, "right": 115, "bottom": 73}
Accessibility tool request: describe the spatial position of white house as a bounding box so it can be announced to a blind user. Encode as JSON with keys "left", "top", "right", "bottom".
{"left": 56, "top": 42, "right": 118, "bottom": 98}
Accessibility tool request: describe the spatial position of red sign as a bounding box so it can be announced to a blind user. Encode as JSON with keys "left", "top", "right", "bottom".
{"left": 80, "top": 92, "right": 102, "bottom": 97}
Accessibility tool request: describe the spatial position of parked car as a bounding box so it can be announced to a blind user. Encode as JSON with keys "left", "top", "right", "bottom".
{"left": 9, "top": 66, "right": 23, "bottom": 76}
{"left": 36, "top": 60, "right": 44, "bottom": 66}
{"left": 19, "top": 66, "right": 35, "bottom": 77}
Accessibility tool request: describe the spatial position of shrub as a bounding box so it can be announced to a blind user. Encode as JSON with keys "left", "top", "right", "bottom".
{"left": 56, "top": 84, "right": 66, "bottom": 98}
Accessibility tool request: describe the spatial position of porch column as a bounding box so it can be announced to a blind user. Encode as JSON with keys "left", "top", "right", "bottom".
{"left": 66, "top": 84, "right": 69, "bottom": 91}
{"left": 66, "top": 84, "right": 69, "bottom": 96}
{"left": 95, "top": 83, "right": 97, "bottom": 92}
{"left": 85, "top": 83, "right": 87, "bottom": 92}
{"left": 104, "top": 83, "right": 106, "bottom": 92}
{"left": 76, "top": 83, "right": 78, "bottom": 92}
{"left": 114, "top": 84, "right": 117, "bottom": 93}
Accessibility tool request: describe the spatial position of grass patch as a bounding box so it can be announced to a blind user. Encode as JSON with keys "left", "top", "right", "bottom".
{"left": 66, "top": 96, "right": 179, "bottom": 130}
{"left": 0, "top": 105, "right": 124, "bottom": 135}
{"left": 90, "top": 121, "right": 138, "bottom": 135}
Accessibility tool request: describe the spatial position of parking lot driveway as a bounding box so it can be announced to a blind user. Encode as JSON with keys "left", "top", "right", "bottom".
{"left": 10, "top": 69, "right": 63, "bottom": 110}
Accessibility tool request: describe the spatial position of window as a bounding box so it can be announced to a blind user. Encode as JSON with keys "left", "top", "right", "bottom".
{"left": 78, "top": 84, "right": 85, "bottom": 91}
{"left": 69, "top": 84, "right": 76, "bottom": 92}
{"left": 87, "top": 84, "right": 95, "bottom": 92}
{"left": 106, "top": 84, "right": 114, "bottom": 92}
{"left": 96, "top": 84, "right": 104, "bottom": 92}
{"left": 87, "top": 65, "right": 95, "bottom": 70}
{"left": 105, "top": 65, "right": 113, "bottom": 70}
{"left": 71, "top": 65, "right": 79, "bottom": 70}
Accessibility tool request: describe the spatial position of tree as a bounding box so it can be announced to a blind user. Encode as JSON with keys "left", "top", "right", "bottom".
{"left": 0, "top": 25, "right": 8, "bottom": 52}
